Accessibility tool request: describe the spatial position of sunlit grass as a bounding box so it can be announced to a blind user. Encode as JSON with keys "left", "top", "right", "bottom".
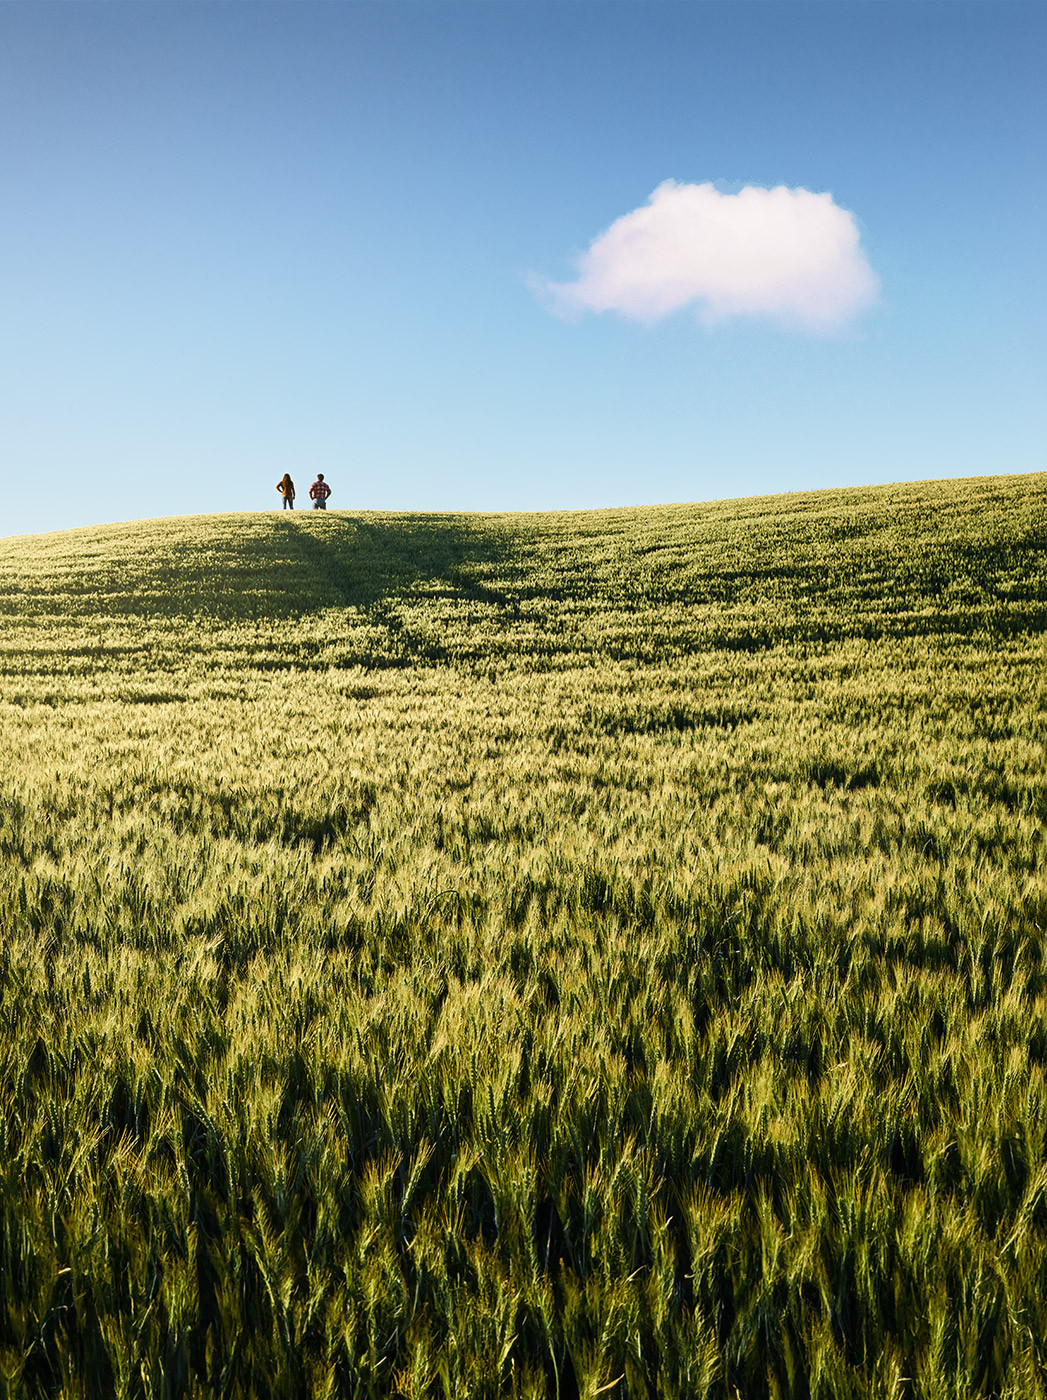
{"left": 1, "top": 473, "right": 1045, "bottom": 1397}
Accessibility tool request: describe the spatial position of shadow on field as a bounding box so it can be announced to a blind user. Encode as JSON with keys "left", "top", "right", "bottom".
{"left": 278, "top": 513, "right": 520, "bottom": 614}
{"left": 256, "top": 513, "right": 526, "bottom": 666}
{"left": 0, "top": 511, "right": 523, "bottom": 631}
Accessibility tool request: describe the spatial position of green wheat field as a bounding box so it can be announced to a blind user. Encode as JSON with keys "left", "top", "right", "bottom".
{"left": 1, "top": 472, "right": 1046, "bottom": 1400}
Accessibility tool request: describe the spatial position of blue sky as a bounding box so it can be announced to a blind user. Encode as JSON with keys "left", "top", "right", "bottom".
{"left": 1, "top": 0, "right": 1043, "bottom": 537}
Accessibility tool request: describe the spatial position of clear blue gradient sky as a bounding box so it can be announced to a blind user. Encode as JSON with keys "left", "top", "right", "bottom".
{"left": 1, "top": 1, "right": 1044, "bottom": 536}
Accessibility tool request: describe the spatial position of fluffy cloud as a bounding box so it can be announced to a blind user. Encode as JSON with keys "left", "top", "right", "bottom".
{"left": 534, "top": 181, "right": 878, "bottom": 333}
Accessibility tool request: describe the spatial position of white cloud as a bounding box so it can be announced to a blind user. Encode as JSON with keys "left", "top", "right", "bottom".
{"left": 533, "top": 180, "right": 878, "bottom": 333}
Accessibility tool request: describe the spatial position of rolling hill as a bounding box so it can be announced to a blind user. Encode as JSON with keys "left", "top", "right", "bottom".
{"left": 1, "top": 473, "right": 1046, "bottom": 1399}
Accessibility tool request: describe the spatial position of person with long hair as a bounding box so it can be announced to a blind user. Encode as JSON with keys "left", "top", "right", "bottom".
{"left": 276, "top": 473, "right": 295, "bottom": 509}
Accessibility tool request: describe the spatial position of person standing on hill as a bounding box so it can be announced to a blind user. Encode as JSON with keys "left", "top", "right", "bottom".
{"left": 309, "top": 474, "right": 332, "bottom": 510}
{"left": 277, "top": 474, "right": 296, "bottom": 509}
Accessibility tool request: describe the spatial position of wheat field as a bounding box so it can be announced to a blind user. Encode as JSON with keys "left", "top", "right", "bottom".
{"left": 1, "top": 473, "right": 1045, "bottom": 1399}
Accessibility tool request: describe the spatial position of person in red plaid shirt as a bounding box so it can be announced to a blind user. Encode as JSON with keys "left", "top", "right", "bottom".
{"left": 308, "top": 474, "right": 332, "bottom": 509}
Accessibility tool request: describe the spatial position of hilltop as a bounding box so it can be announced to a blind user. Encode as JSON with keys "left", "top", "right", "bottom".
{"left": 3, "top": 472, "right": 1045, "bottom": 671}
{"left": 1, "top": 473, "right": 1046, "bottom": 1400}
